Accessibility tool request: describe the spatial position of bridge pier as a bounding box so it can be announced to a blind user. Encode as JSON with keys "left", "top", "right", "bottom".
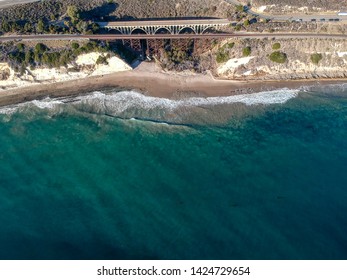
{"left": 116, "top": 37, "right": 224, "bottom": 59}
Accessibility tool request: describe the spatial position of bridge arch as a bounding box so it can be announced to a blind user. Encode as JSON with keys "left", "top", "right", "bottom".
{"left": 108, "top": 28, "right": 122, "bottom": 34}
{"left": 202, "top": 26, "right": 215, "bottom": 34}
{"left": 131, "top": 27, "right": 148, "bottom": 34}
{"left": 178, "top": 26, "right": 196, "bottom": 34}
{"left": 154, "top": 27, "right": 172, "bottom": 34}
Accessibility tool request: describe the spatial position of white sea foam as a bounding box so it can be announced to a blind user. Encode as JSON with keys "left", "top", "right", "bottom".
{"left": 31, "top": 98, "right": 64, "bottom": 109}
{"left": 76, "top": 88, "right": 298, "bottom": 109}
{"left": 0, "top": 89, "right": 298, "bottom": 117}
{"left": 0, "top": 106, "right": 18, "bottom": 115}
{"left": 0, "top": 98, "right": 63, "bottom": 115}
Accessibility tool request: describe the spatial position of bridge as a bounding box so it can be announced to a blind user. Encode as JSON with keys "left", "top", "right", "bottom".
{"left": 97, "top": 19, "right": 230, "bottom": 35}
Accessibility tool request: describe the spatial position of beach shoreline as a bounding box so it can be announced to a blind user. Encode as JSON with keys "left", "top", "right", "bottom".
{"left": 1, "top": 62, "right": 347, "bottom": 107}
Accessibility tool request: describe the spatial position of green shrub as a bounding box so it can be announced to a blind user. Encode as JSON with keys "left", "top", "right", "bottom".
{"left": 216, "top": 51, "right": 229, "bottom": 63}
{"left": 67, "top": 5, "right": 80, "bottom": 21}
{"left": 215, "top": 42, "right": 235, "bottom": 63}
{"left": 34, "top": 43, "right": 48, "bottom": 54}
{"left": 16, "top": 43, "right": 25, "bottom": 52}
{"left": 25, "top": 50, "right": 34, "bottom": 65}
{"left": 42, "top": 51, "right": 61, "bottom": 67}
{"left": 9, "top": 51, "right": 25, "bottom": 64}
{"left": 269, "top": 51, "right": 287, "bottom": 63}
{"left": 310, "top": 53, "right": 323, "bottom": 65}
{"left": 272, "top": 43, "right": 281, "bottom": 50}
{"left": 234, "top": 24, "right": 242, "bottom": 31}
{"left": 71, "top": 42, "right": 79, "bottom": 50}
{"left": 236, "top": 5, "right": 244, "bottom": 12}
{"left": 227, "top": 42, "right": 235, "bottom": 49}
{"left": 243, "top": 46, "right": 251, "bottom": 57}
{"left": 36, "top": 19, "right": 45, "bottom": 33}
{"left": 96, "top": 55, "right": 108, "bottom": 65}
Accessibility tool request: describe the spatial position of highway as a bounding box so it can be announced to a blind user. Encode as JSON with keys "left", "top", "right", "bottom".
{"left": 101, "top": 19, "right": 230, "bottom": 28}
{"left": 1, "top": 33, "right": 347, "bottom": 42}
{"left": 224, "top": 0, "right": 347, "bottom": 22}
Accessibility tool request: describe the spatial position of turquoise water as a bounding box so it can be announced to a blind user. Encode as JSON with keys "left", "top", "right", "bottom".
{"left": 0, "top": 86, "right": 346, "bottom": 259}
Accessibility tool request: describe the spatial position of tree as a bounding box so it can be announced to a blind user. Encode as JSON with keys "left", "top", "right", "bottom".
{"left": 71, "top": 42, "right": 80, "bottom": 50}
{"left": 10, "top": 22, "right": 20, "bottom": 33}
{"left": 20, "top": 63, "right": 26, "bottom": 75}
{"left": 272, "top": 43, "right": 281, "bottom": 50}
{"left": 216, "top": 51, "right": 229, "bottom": 63}
{"left": 24, "top": 22, "right": 33, "bottom": 33}
{"left": 269, "top": 51, "right": 287, "bottom": 63}
{"left": 25, "top": 50, "right": 34, "bottom": 65}
{"left": 234, "top": 24, "right": 242, "bottom": 31}
{"left": 310, "top": 53, "right": 323, "bottom": 65}
{"left": 67, "top": 5, "right": 80, "bottom": 21}
{"left": 50, "top": 13, "right": 57, "bottom": 21}
{"left": 1, "top": 20, "right": 10, "bottom": 33}
{"left": 34, "top": 43, "right": 48, "bottom": 54}
{"left": 76, "top": 20, "right": 88, "bottom": 33}
{"left": 236, "top": 5, "right": 244, "bottom": 12}
{"left": 36, "top": 19, "right": 45, "bottom": 33}
{"left": 90, "top": 23, "right": 100, "bottom": 33}
{"left": 17, "top": 43, "right": 25, "bottom": 52}
{"left": 96, "top": 55, "right": 108, "bottom": 65}
{"left": 243, "top": 46, "right": 251, "bottom": 56}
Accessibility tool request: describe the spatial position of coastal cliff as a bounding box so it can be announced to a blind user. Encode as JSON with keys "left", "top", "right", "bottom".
{"left": 0, "top": 51, "right": 131, "bottom": 91}
{"left": 215, "top": 38, "right": 347, "bottom": 81}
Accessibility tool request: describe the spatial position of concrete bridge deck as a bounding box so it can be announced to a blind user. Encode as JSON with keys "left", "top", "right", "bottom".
{"left": 99, "top": 19, "right": 230, "bottom": 27}
{"left": 98, "top": 19, "right": 230, "bottom": 34}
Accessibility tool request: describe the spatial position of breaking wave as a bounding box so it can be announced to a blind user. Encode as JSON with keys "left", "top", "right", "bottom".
{"left": 0, "top": 88, "right": 298, "bottom": 125}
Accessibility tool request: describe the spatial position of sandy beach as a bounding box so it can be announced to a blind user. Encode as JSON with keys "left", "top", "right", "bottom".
{"left": 1, "top": 62, "right": 347, "bottom": 107}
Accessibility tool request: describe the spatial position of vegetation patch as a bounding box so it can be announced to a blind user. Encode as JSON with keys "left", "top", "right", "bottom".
{"left": 310, "top": 53, "right": 323, "bottom": 65}
{"left": 272, "top": 43, "right": 281, "bottom": 50}
{"left": 96, "top": 55, "right": 108, "bottom": 65}
{"left": 243, "top": 46, "right": 251, "bottom": 57}
{"left": 216, "top": 51, "right": 229, "bottom": 63}
{"left": 234, "top": 24, "right": 242, "bottom": 31}
{"left": 4, "top": 40, "right": 113, "bottom": 72}
{"left": 269, "top": 51, "right": 287, "bottom": 63}
{"left": 216, "top": 42, "right": 235, "bottom": 63}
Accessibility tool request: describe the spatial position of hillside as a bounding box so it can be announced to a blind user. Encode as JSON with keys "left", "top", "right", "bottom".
{"left": 0, "top": 0, "right": 233, "bottom": 23}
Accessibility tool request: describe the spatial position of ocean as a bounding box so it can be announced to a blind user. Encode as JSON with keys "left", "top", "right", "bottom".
{"left": 0, "top": 84, "right": 346, "bottom": 260}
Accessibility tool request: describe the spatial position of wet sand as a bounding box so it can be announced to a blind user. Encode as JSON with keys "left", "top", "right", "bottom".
{"left": 0, "top": 62, "right": 347, "bottom": 107}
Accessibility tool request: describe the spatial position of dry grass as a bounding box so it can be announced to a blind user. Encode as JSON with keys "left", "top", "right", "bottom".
{"left": 0, "top": 0, "right": 233, "bottom": 23}
{"left": 109, "top": 0, "right": 232, "bottom": 19}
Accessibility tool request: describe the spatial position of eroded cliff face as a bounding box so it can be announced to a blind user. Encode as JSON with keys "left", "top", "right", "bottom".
{"left": 215, "top": 38, "right": 347, "bottom": 80}
{"left": 0, "top": 52, "right": 131, "bottom": 91}
{"left": 0, "top": 63, "right": 11, "bottom": 81}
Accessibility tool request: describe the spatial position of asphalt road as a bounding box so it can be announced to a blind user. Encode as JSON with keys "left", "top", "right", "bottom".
{"left": 0, "top": 0, "right": 38, "bottom": 9}
{"left": 1, "top": 33, "right": 347, "bottom": 42}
